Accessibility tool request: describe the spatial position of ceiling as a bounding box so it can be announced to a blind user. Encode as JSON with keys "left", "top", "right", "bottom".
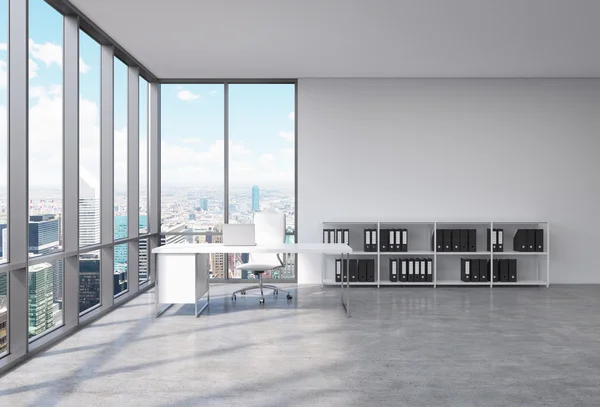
{"left": 69, "top": 0, "right": 600, "bottom": 79}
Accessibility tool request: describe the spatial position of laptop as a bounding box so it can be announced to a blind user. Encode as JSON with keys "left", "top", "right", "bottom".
{"left": 222, "top": 224, "right": 256, "bottom": 246}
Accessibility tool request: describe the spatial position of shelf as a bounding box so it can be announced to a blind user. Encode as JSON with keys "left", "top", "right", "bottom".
{"left": 493, "top": 280, "right": 548, "bottom": 286}
{"left": 324, "top": 251, "right": 376, "bottom": 256}
{"left": 436, "top": 280, "right": 491, "bottom": 286}
{"left": 436, "top": 252, "right": 491, "bottom": 256}
{"left": 492, "top": 252, "right": 547, "bottom": 256}
{"left": 323, "top": 279, "right": 377, "bottom": 286}
{"left": 380, "top": 251, "right": 435, "bottom": 256}
{"left": 380, "top": 282, "right": 434, "bottom": 286}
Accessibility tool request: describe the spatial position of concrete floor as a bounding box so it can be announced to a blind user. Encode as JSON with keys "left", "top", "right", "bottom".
{"left": 1, "top": 284, "right": 600, "bottom": 406}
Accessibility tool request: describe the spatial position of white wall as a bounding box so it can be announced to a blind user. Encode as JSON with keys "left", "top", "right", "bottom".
{"left": 297, "top": 78, "right": 600, "bottom": 284}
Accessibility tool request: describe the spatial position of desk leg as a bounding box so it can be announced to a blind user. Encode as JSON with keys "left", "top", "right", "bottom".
{"left": 155, "top": 257, "right": 173, "bottom": 317}
{"left": 340, "top": 252, "right": 350, "bottom": 318}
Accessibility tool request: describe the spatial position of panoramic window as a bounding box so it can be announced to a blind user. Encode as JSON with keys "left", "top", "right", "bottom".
{"left": 160, "top": 84, "right": 225, "bottom": 275}
{"left": 28, "top": 0, "right": 63, "bottom": 258}
{"left": 139, "top": 77, "right": 148, "bottom": 237}
{"left": 227, "top": 84, "right": 296, "bottom": 279}
{"left": 0, "top": 272, "right": 7, "bottom": 355}
{"left": 114, "top": 57, "right": 128, "bottom": 241}
{"left": 79, "top": 30, "right": 101, "bottom": 247}
{"left": 0, "top": 0, "right": 7, "bottom": 264}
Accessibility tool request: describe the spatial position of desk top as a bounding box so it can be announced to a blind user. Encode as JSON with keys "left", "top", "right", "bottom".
{"left": 153, "top": 243, "right": 353, "bottom": 254}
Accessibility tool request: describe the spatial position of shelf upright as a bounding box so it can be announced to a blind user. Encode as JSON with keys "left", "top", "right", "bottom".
{"left": 433, "top": 221, "right": 437, "bottom": 288}
{"left": 376, "top": 221, "right": 381, "bottom": 288}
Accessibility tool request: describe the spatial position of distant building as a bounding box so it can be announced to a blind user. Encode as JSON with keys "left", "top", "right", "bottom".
{"left": 0, "top": 297, "right": 7, "bottom": 354}
{"left": 79, "top": 255, "right": 100, "bottom": 312}
{"left": 0, "top": 224, "right": 6, "bottom": 259}
{"left": 206, "top": 225, "right": 224, "bottom": 278}
{"left": 29, "top": 214, "right": 61, "bottom": 304}
{"left": 189, "top": 213, "right": 196, "bottom": 221}
{"left": 28, "top": 262, "right": 55, "bottom": 338}
{"left": 113, "top": 269, "right": 128, "bottom": 295}
{"left": 252, "top": 185, "right": 260, "bottom": 212}
{"left": 79, "top": 166, "right": 100, "bottom": 247}
{"left": 139, "top": 238, "right": 149, "bottom": 282}
{"left": 200, "top": 198, "right": 208, "bottom": 211}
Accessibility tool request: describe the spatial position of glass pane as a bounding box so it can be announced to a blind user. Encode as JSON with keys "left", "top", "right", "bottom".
{"left": 79, "top": 30, "right": 101, "bottom": 247}
{"left": 28, "top": 259, "right": 63, "bottom": 339}
{"left": 28, "top": 0, "right": 63, "bottom": 257}
{"left": 228, "top": 84, "right": 296, "bottom": 279}
{"left": 160, "top": 84, "right": 224, "bottom": 240}
{"left": 79, "top": 250, "right": 100, "bottom": 314}
{"left": 114, "top": 57, "right": 128, "bottom": 240}
{"left": 0, "top": 272, "right": 7, "bottom": 355}
{"left": 0, "top": 0, "right": 7, "bottom": 264}
{"left": 139, "top": 77, "right": 148, "bottom": 234}
{"left": 114, "top": 243, "right": 128, "bottom": 296}
{"left": 139, "top": 238, "right": 148, "bottom": 283}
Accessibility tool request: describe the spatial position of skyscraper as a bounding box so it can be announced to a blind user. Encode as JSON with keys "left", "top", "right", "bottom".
{"left": 0, "top": 298, "right": 7, "bottom": 354}
{"left": 28, "top": 262, "right": 55, "bottom": 338}
{"left": 206, "top": 225, "right": 224, "bottom": 278}
{"left": 79, "top": 255, "right": 100, "bottom": 312}
{"left": 200, "top": 198, "right": 208, "bottom": 211}
{"left": 0, "top": 225, "right": 7, "bottom": 260}
{"left": 138, "top": 238, "right": 148, "bottom": 281}
{"left": 79, "top": 166, "right": 100, "bottom": 247}
{"left": 252, "top": 185, "right": 260, "bottom": 212}
{"left": 29, "top": 215, "right": 61, "bottom": 304}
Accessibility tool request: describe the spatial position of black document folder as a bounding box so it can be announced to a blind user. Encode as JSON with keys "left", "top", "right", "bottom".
{"left": 470, "top": 258, "right": 479, "bottom": 282}
{"left": 500, "top": 259, "right": 509, "bottom": 282}
{"left": 509, "top": 259, "right": 517, "bottom": 282}
{"left": 479, "top": 259, "right": 488, "bottom": 282}
{"left": 452, "top": 229, "right": 461, "bottom": 252}
{"left": 371, "top": 230, "right": 377, "bottom": 253}
{"left": 468, "top": 229, "right": 476, "bottom": 252}
{"left": 535, "top": 229, "right": 544, "bottom": 252}
{"left": 514, "top": 229, "right": 527, "bottom": 252}
{"left": 335, "top": 258, "right": 342, "bottom": 282}
{"left": 492, "top": 259, "right": 499, "bottom": 282}
{"left": 496, "top": 229, "right": 504, "bottom": 252}
{"left": 460, "top": 258, "right": 470, "bottom": 282}
{"left": 460, "top": 229, "right": 469, "bottom": 252}
{"left": 527, "top": 229, "right": 536, "bottom": 252}
{"left": 388, "top": 229, "right": 395, "bottom": 252}
{"left": 408, "top": 259, "right": 414, "bottom": 282}
{"left": 341, "top": 259, "right": 348, "bottom": 282}
{"left": 358, "top": 259, "right": 367, "bottom": 282}
{"left": 426, "top": 259, "right": 433, "bottom": 282}
{"left": 400, "top": 259, "right": 408, "bottom": 282}
{"left": 366, "top": 259, "right": 375, "bottom": 282}
{"left": 389, "top": 258, "right": 398, "bottom": 282}
{"left": 435, "top": 229, "right": 443, "bottom": 252}
{"left": 380, "top": 229, "right": 389, "bottom": 252}
{"left": 443, "top": 229, "right": 451, "bottom": 252}
{"left": 349, "top": 259, "right": 358, "bottom": 282}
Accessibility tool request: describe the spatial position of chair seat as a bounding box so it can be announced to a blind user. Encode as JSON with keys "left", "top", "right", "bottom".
{"left": 235, "top": 262, "right": 281, "bottom": 271}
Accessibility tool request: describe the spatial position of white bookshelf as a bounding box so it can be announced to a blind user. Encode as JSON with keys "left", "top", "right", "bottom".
{"left": 321, "top": 221, "right": 549, "bottom": 288}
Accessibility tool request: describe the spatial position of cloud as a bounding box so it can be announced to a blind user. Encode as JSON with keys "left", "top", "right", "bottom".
{"left": 79, "top": 58, "right": 91, "bottom": 74}
{"left": 210, "top": 90, "right": 217, "bottom": 95}
{"left": 29, "top": 58, "right": 39, "bottom": 78}
{"left": 278, "top": 130, "right": 294, "bottom": 142}
{"left": 0, "top": 60, "right": 6, "bottom": 88}
{"left": 258, "top": 154, "right": 274, "bottom": 168}
{"left": 0, "top": 43, "right": 6, "bottom": 51}
{"left": 29, "top": 40, "right": 62, "bottom": 68}
{"left": 181, "top": 138, "right": 204, "bottom": 145}
{"left": 177, "top": 90, "right": 200, "bottom": 101}
{"left": 288, "top": 111, "right": 295, "bottom": 121}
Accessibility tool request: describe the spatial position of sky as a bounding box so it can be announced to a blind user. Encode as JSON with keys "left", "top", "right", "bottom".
{"left": 0, "top": 0, "right": 296, "bottom": 193}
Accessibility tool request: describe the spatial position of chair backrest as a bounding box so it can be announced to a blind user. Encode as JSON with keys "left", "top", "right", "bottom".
{"left": 250, "top": 213, "right": 285, "bottom": 266}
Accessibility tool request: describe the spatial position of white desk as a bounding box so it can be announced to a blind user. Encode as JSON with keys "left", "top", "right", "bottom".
{"left": 153, "top": 243, "right": 353, "bottom": 317}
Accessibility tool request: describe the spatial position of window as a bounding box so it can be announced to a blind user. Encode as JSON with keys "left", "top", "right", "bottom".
{"left": 114, "top": 243, "right": 128, "bottom": 296}
{"left": 139, "top": 77, "right": 148, "bottom": 237}
{"left": 114, "top": 57, "right": 128, "bottom": 240}
{"left": 0, "top": 0, "right": 7, "bottom": 264}
{"left": 160, "top": 84, "right": 225, "bottom": 274}
{"left": 139, "top": 238, "right": 148, "bottom": 282}
{"left": 79, "top": 250, "right": 100, "bottom": 314}
{"left": 0, "top": 272, "right": 7, "bottom": 355}
{"left": 28, "top": 259, "right": 63, "bottom": 340}
{"left": 79, "top": 30, "right": 101, "bottom": 247}
{"left": 227, "top": 84, "right": 296, "bottom": 279}
{"left": 28, "top": 0, "right": 63, "bottom": 258}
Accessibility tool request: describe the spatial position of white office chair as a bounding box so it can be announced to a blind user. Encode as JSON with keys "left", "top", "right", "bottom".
{"left": 231, "top": 213, "right": 293, "bottom": 304}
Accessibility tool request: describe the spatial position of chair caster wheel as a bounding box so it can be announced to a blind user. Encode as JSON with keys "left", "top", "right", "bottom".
{"left": 241, "top": 291, "right": 246, "bottom": 295}
{"left": 259, "top": 299, "right": 265, "bottom": 305}
{"left": 273, "top": 290, "right": 278, "bottom": 295}
{"left": 286, "top": 294, "right": 293, "bottom": 300}
{"left": 232, "top": 295, "right": 236, "bottom": 301}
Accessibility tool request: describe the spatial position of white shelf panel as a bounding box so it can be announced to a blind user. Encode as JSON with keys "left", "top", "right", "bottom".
{"left": 436, "top": 280, "right": 491, "bottom": 286}
{"left": 381, "top": 251, "right": 435, "bottom": 256}
{"left": 492, "top": 252, "right": 548, "bottom": 256}
{"left": 323, "top": 251, "right": 376, "bottom": 256}
{"left": 437, "top": 252, "right": 491, "bottom": 256}
{"left": 493, "top": 280, "right": 548, "bottom": 286}
{"left": 323, "top": 279, "right": 377, "bottom": 286}
{"left": 380, "top": 282, "right": 434, "bottom": 286}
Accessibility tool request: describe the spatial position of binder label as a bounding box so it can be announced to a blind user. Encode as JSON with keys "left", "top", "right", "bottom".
{"left": 408, "top": 262, "right": 413, "bottom": 275}
{"left": 498, "top": 230, "right": 503, "bottom": 244}
{"left": 371, "top": 230, "right": 377, "bottom": 244}
{"left": 415, "top": 262, "right": 420, "bottom": 274}
{"left": 402, "top": 230, "right": 407, "bottom": 244}
{"left": 344, "top": 230, "right": 349, "bottom": 245}
{"left": 401, "top": 261, "right": 407, "bottom": 275}
{"left": 337, "top": 230, "right": 342, "bottom": 243}
{"left": 389, "top": 230, "right": 394, "bottom": 246}
{"left": 366, "top": 230, "right": 371, "bottom": 245}
{"left": 492, "top": 231, "right": 497, "bottom": 245}
{"left": 392, "top": 261, "right": 397, "bottom": 275}
{"left": 395, "top": 231, "right": 401, "bottom": 246}
{"left": 427, "top": 260, "right": 432, "bottom": 275}
{"left": 465, "top": 261, "right": 470, "bottom": 276}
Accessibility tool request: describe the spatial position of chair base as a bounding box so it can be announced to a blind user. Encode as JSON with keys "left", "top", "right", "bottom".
{"left": 231, "top": 274, "right": 292, "bottom": 304}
